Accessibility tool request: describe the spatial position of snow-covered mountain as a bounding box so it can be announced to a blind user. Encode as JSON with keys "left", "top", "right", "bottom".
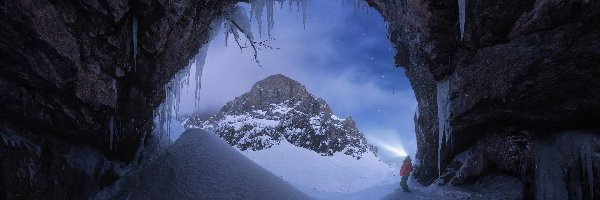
{"left": 182, "top": 74, "right": 377, "bottom": 159}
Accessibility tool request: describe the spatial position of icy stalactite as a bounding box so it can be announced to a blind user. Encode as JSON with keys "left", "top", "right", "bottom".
{"left": 534, "top": 140, "right": 568, "bottom": 200}
{"left": 436, "top": 77, "right": 451, "bottom": 176}
{"left": 415, "top": 103, "right": 420, "bottom": 119}
{"left": 267, "top": 0, "right": 275, "bottom": 37}
{"left": 225, "top": 6, "right": 254, "bottom": 50}
{"left": 458, "top": 0, "right": 466, "bottom": 41}
{"left": 353, "top": 0, "right": 369, "bottom": 15}
{"left": 250, "top": 0, "right": 266, "bottom": 37}
{"left": 581, "top": 143, "right": 594, "bottom": 199}
{"left": 535, "top": 132, "right": 598, "bottom": 200}
{"left": 0, "top": 129, "right": 41, "bottom": 156}
{"left": 249, "top": 0, "right": 307, "bottom": 36}
{"left": 108, "top": 115, "right": 116, "bottom": 151}
{"left": 194, "top": 48, "right": 208, "bottom": 110}
{"left": 154, "top": 19, "right": 221, "bottom": 145}
{"left": 132, "top": 16, "right": 138, "bottom": 70}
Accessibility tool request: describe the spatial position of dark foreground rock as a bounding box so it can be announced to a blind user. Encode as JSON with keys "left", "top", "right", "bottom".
{"left": 368, "top": 0, "right": 600, "bottom": 198}
{"left": 1, "top": 0, "right": 599, "bottom": 199}
{"left": 0, "top": 0, "right": 234, "bottom": 198}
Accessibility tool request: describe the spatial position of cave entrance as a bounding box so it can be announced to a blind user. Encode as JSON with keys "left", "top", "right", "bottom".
{"left": 156, "top": 0, "right": 417, "bottom": 196}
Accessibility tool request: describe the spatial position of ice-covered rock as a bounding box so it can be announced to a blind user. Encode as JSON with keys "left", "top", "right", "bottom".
{"left": 182, "top": 74, "right": 377, "bottom": 159}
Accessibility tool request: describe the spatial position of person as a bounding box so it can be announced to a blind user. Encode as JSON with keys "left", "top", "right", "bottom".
{"left": 399, "top": 155, "right": 412, "bottom": 192}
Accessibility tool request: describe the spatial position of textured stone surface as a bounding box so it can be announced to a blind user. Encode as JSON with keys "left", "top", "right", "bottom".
{"left": 1, "top": 0, "right": 599, "bottom": 198}
{"left": 0, "top": 0, "right": 233, "bottom": 198}
{"left": 368, "top": 0, "right": 600, "bottom": 197}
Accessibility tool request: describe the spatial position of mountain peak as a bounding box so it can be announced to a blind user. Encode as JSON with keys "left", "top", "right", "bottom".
{"left": 248, "top": 74, "right": 310, "bottom": 103}
{"left": 183, "top": 75, "right": 378, "bottom": 159}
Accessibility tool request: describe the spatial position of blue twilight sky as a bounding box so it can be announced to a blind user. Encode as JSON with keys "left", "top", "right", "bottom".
{"left": 179, "top": 0, "right": 418, "bottom": 162}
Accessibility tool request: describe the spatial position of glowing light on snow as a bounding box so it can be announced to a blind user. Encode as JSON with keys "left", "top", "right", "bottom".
{"left": 368, "top": 137, "right": 408, "bottom": 157}
{"left": 378, "top": 143, "right": 408, "bottom": 157}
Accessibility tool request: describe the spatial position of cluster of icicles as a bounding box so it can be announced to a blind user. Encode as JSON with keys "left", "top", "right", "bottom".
{"left": 153, "top": 0, "right": 315, "bottom": 146}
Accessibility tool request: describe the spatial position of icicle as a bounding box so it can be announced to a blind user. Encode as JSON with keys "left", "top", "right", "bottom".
{"left": 302, "top": 0, "right": 307, "bottom": 29}
{"left": 458, "top": 0, "right": 466, "bottom": 41}
{"left": 436, "top": 78, "right": 451, "bottom": 176}
{"left": 108, "top": 115, "right": 115, "bottom": 151}
{"left": 267, "top": 0, "right": 275, "bottom": 38}
{"left": 251, "top": 0, "right": 265, "bottom": 38}
{"left": 132, "top": 16, "right": 139, "bottom": 71}
{"left": 0, "top": 129, "right": 41, "bottom": 157}
{"left": 534, "top": 140, "right": 569, "bottom": 200}
{"left": 581, "top": 140, "right": 594, "bottom": 199}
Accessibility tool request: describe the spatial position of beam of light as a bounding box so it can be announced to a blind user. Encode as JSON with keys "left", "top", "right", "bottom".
{"left": 367, "top": 136, "right": 408, "bottom": 157}
{"left": 378, "top": 143, "right": 408, "bottom": 157}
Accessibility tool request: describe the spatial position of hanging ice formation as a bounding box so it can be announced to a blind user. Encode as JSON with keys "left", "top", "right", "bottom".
{"left": 353, "top": 0, "right": 370, "bottom": 15}
{"left": 225, "top": 5, "right": 254, "bottom": 49}
{"left": 132, "top": 16, "right": 139, "bottom": 70}
{"left": 154, "top": 19, "right": 221, "bottom": 144}
{"left": 534, "top": 140, "right": 569, "bottom": 200}
{"left": 458, "top": 0, "right": 465, "bottom": 41}
{"left": 0, "top": 129, "right": 41, "bottom": 157}
{"left": 249, "top": 0, "right": 307, "bottom": 37}
{"left": 436, "top": 77, "right": 452, "bottom": 176}
{"left": 534, "top": 132, "right": 598, "bottom": 200}
{"left": 108, "top": 115, "right": 117, "bottom": 151}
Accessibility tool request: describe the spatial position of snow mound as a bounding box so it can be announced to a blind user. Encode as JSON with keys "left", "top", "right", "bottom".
{"left": 238, "top": 140, "right": 397, "bottom": 194}
{"left": 126, "top": 129, "right": 310, "bottom": 199}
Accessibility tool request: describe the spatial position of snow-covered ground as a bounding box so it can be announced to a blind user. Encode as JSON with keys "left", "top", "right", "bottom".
{"left": 99, "top": 129, "right": 310, "bottom": 199}
{"left": 238, "top": 140, "right": 399, "bottom": 199}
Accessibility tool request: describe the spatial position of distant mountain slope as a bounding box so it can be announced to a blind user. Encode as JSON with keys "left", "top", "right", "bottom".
{"left": 182, "top": 74, "right": 377, "bottom": 159}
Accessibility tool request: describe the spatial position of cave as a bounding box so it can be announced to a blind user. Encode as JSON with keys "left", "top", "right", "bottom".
{"left": 1, "top": 0, "right": 599, "bottom": 199}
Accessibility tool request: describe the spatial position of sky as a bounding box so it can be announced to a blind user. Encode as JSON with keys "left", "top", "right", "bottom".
{"left": 177, "top": 0, "right": 418, "bottom": 162}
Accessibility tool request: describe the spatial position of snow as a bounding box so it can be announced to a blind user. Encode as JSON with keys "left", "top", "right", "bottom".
{"left": 436, "top": 78, "right": 451, "bottom": 176}
{"left": 452, "top": 148, "right": 471, "bottom": 178}
{"left": 0, "top": 129, "right": 40, "bottom": 157}
{"left": 220, "top": 114, "right": 280, "bottom": 131}
{"left": 238, "top": 140, "right": 397, "bottom": 195}
{"left": 458, "top": 0, "right": 466, "bottom": 41}
{"left": 330, "top": 114, "right": 346, "bottom": 121}
{"left": 123, "top": 129, "right": 310, "bottom": 199}
{"left": 309, "top": 116, "right": 324, "bottom": 134}
{"left": 272, "top": 102, "right": 293, "bottom": 114}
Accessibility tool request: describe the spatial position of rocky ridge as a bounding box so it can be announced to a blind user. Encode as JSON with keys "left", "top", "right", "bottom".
{"left": 183, "top": 74, "right": 377, "bottom": 159}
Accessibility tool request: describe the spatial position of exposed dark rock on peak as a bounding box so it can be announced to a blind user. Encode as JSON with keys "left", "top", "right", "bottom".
{"left": 183, "top": 74, "right": 377, "bottom": 159}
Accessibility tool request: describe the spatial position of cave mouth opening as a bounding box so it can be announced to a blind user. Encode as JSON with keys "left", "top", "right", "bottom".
{"left": 154, "top": 0, "right": 417, "bottom": 194}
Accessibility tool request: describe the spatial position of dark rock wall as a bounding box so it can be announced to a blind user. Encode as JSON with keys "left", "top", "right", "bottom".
{"left": 368, "top": 0, "right": 600, "bottom": 197}
{"left": 1, "top": 0, "right": 599, "bottom": 198}
{"left": 0, "top": 0, "right": 233, "bottom": 198}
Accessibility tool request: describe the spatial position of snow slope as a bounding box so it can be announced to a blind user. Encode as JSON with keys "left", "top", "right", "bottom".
{"left": 238, "top": 140, "right": 397, "bottom": 198}
{"left": 124, "top": 129, "right": 311, "bottom": 199}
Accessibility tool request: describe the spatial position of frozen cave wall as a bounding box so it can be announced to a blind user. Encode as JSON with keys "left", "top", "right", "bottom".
{"left": 1, "top": 0, "right": 599, "bottom": 199}
{"left": 0, "top": 0, "right": 234, "bottom": 198}
{"left": 367, "top": 0, "right": 600, "bottom": 198}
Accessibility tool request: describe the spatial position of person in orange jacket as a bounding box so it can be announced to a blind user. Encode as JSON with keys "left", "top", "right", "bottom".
{"left": 399, "top": 155, "right": 412, "bottom": 192}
